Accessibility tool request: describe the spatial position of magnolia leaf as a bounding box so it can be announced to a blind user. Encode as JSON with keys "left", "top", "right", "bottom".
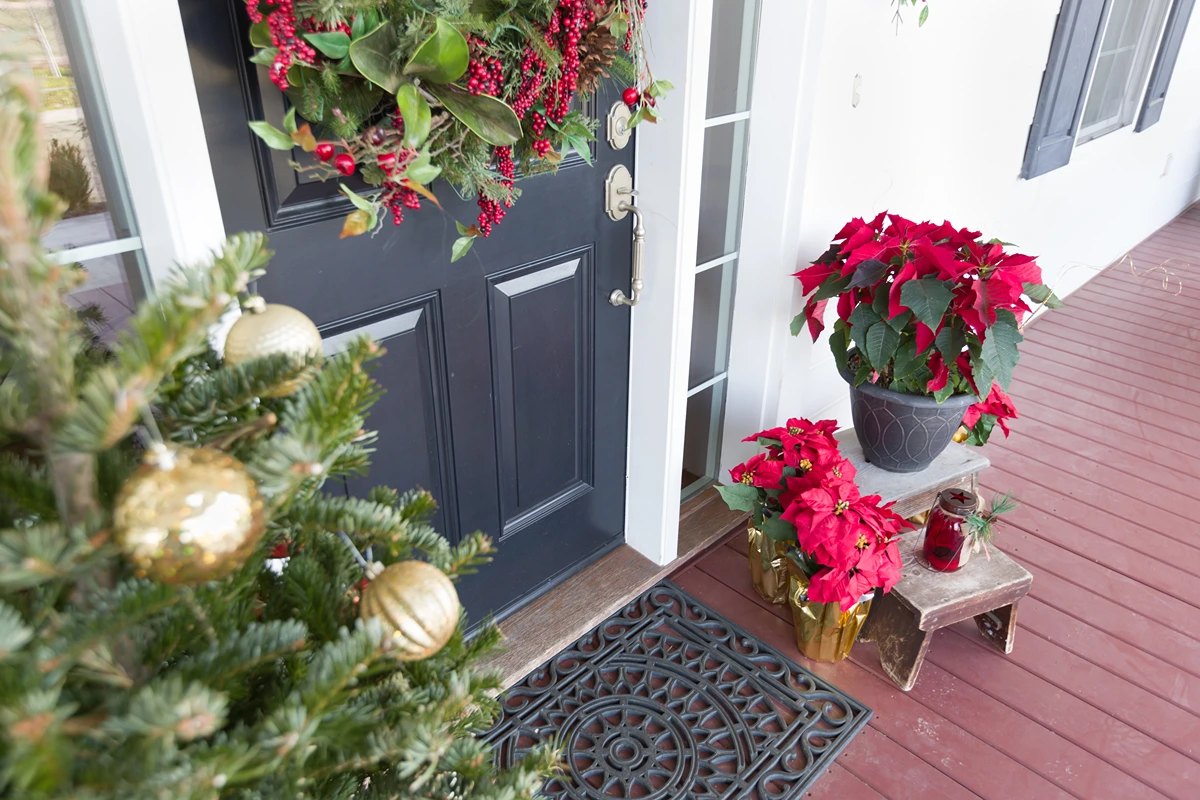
{"left": 248, "top": 120, "right": 295, "bottom": 150}
{"left": 865, "top": 320, "right": 901, "bottom": 369}
{"left": 402, "top": 150, "right": 441, "bottom": 185}
{"left": 349, "top": 22, "right": 404, "bottom": 93}
{"left": 304, "top": 31, "right": 351, "bottom": 60}
{"left": 340, "top": 209, "right": 372, "bottom": 239}
{"left": 608, "top": 12, "right": 630, "bottom": 44}
{"left": 402, "top": 179, "right": 442, "bottom": 209}
{"left": 426, "top": 84, "right": 521, "bottom": 146}
{"left": 451, "top": 235, "right": 475, "bottom": 263}
{"left": 919, "top": 4, "right": 930, "bottom": 26}
{"left": 339, "top": 184, "right": 376, "bottom": 213}
{"left": 972, "top": 309, "right": 1023, "bottom": 396}
{"left": 249, "top": 21, "right": 272, "bottom": 48}
{"left": 640, "top": 104, "right": 659, "bottom": 124}
{"left": 789, "top": 312, "right": 805, "bottom": 337}
{"left": 1023, "top": 281, "right": 1065, "bottom": 309}
{"left": 405, "top": 18, "right": 469, "bottom": 84}
{"left": 249, "top": 47, "right": 279, "bottom": 66}
{"left": 848, "top": 257, "right": 890, "bottom": 289}
{"left": 565, "top": 135, "right": 592, "bottom": 165}
{"left": 762, "top": 514, "right": 797, "bottom": 544}
{"left": 627, "top": 106, "right": 646, "bottom": 128}
{"left": 290, "top": 123, "right": 317, "bottom": 151}
{"left": 900, "top": 277, "right": 954, "bottom": 331}
{"left": 649, "top": 79, "right": 675, "bottom": 97}
{"left": 282, "top": 107, "right": 298, "bottom": 134}
{"left": 395, "top": 84, "right": 432, "bottom": 148}
{"left": 456, "top": 220, "right": 470, "bottom": 236}
{"left": 715, "top": 483, "right": 759, "bottom": 513}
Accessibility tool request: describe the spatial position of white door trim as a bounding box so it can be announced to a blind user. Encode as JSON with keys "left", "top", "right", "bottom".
{"left": 80, "top": 0, "right": 226, "bottom": 283}
{"left": 622, "top": 0, "right": 715, "bottom": 566}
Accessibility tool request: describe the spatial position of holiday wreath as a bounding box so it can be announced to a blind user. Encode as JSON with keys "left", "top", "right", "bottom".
{"left": 245, "top": 0, "right": 669, "bottom": 260}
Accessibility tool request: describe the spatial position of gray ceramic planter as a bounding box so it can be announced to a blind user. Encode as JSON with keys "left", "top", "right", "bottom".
{"left": 839, "top": 355, "right": 975, "bottom": 473}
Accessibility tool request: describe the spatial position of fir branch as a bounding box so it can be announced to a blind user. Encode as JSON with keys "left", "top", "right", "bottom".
{"left": 173, "top": 620, "right": 309, "bottom": 695}
{"left": 157, "top": 350, "right": 317, "bottom": 428}
{"left": 281, "top": 493, "right": 449, "bottom": 559}
{"left": 0, "top": 452, "right": 58, "bottom": 521}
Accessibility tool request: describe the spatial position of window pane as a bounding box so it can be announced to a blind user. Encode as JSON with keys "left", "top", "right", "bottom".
{"left": 66, "top": 254, "right": 141, "bottom": 342}
{"left": 681, "top": 380, "right": 728, "bottom": 500}
{"left": 12, "top": 2, "right": 141, "bottom": 253}
{"left": 1080, "top": 0, "right": 1165, "bottom": 133}
{"left": 696, "top": 120, "right": 750, "bottom": 265}
{"left": 688, "top": 260, "right": 738, "bottom": 388}
{"left": 706, "top": 0, "right": 760, "bottom": 118}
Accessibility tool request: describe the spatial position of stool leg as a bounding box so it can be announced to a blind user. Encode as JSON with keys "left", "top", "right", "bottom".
{"left": 975, "top": 603, "right": 1018, "bottom": 654}
{"left": 862, "top": 593, "right": 931, "bottom": 692}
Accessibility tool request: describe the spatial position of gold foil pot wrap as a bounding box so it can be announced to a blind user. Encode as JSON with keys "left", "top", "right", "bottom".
{"left": 747, "top": 525, "right": 790, "bottom": 605}
{"left": 786, "top": 560, "right": 872, "bottom": 663}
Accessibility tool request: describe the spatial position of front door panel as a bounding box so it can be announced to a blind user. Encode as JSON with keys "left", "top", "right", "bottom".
{"left": 180, "top": 3, "right": 633, "bottom": 620}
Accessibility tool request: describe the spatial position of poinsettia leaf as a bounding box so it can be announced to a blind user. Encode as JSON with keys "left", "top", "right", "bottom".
{"left": 762, "top": 514, "right": 797, "bottom": 544}
{"left": 1023, "top": 281, "right": 1065, "bottom": 309}
{"left": 813, "top": 273, "right": 852, "bottom": 301}
{"left": 248, "top": 120, "right": 295, "bottom": 150}
{"left": 339, "top": 184, "right": 376, "bottom": 213}
{"left": 891, "top": 339, "right": 923, "bottom": 380}
{"left": 886, "top": 309, "right": 912, "bottom": 332}
{"left": 972, "top": 309, "right": 1023, "bottom": 396}
{"left": 965, "top": 413, "right": 998, "bottom": 446}
{"left": 933, "top": 381, "right": 956, "bottom": 403}
{"left": 249, "top": 21, "right": 272, "bottom": 48}
{"left": 848, "top": 258, "right": 890, "bottom": 289}
{"left": 451, "top": 235, "right": 475, "bottom": 263}
{"left": 829, "top": 326, "right": 850, "bottom": 376}
{"left": 427, "top": 84, "right": 521, "bottom": 145}
{"left": 847, "top": 304, "right": 881, "bottom": 357}
{"left": 715, "top": 483, "right": 760, "bottom": 513}
{"left": 934, "top": 323, "right": 967, "bottom": 365}
{"left": 405, "top": 18, "right": 469, "bottom": 84}
{"left": 865, "top": 320, "right": 901, "bottom": 369}
{"left": 853, "top": 361, "right": 874, "bottom": 387}
{"left": 395, "top": 84, "right": 433, "bottom": 148}
{"left": 789, "top": 312, "right": 806, "bottom": 337}
{"left": 249, "top": 47, "right": 279, "bottom": 66}
{"left": 304, "top": 31, "right": 351, "bottom": 60}
{"left": 349, "top": 22, "right": 404, "bottom": 93}
{"left": 900, "top": 276, "right": 954, "bottom": 331}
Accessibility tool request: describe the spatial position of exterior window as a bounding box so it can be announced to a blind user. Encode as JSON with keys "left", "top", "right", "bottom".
{"left": 1077, "top": 0, "right": 1170, "bottom": 142}
{"left": 681, "top": 0, "right": 761, "bottom": 501}
{"left": 19, "top": 1, "right": 147, "bottom": 337}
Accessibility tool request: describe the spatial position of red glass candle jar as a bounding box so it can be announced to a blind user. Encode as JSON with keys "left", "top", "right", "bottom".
{"left": 921, "top": 488, "right": 979, "bottom": 572}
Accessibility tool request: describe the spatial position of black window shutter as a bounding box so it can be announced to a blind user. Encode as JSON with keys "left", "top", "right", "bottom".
{"left": 1136, "top": 0, "right": 1197, "bottom": 131}
{"left": 1022, "top": 0, "right": 1113, "bottom": 179}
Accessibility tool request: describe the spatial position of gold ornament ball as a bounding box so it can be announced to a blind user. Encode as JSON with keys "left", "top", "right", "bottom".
{"left": 114, "top": 446, "right": 267, "bottom": 585}
{"left": 360, "top": 561, "right": 461, "bottom": 661}
{"left": 224, "top": 302, "right": 323, "bottom": 397}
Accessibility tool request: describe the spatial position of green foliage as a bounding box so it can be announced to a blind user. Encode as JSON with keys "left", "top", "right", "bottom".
{"left": 0, "top": 55, "right": 554, "bottom": 799}
{"left": 46, "top": 138, "right": 91, "bottom": 215}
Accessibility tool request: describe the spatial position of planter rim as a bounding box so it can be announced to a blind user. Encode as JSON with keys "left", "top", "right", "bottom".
{"left": 838, "top": 349, "right": 977, "bottom": 410}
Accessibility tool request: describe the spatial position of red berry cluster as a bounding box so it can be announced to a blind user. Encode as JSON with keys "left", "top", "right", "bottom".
{"left": 541, "top": 0, "right": 594, "bottom": 123}
{"left": 466, "top": 53, "right": 504, "bottom": 96}
{"left": 247, "top": 1, "right": 316, "bottom": 91}
{"left": 382, "top": 179, "right": 421, "bottom": 227}
{"left": 511, "top": 47, "right": 546, "bottom": 119}
{"left": 301, "top": 15, "right": 351, "bottom": 36}
{"left": 476, "top": 146, "right": 516, "bottom": 237}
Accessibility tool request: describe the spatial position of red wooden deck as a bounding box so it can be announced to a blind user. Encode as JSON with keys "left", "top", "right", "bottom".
{"left": 672, "top": 205, "right": 1200, "bottom": 799}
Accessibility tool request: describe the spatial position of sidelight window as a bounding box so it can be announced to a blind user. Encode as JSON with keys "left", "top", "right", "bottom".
{"left": 681, "top": 0, "right": 761, "bottom": 501}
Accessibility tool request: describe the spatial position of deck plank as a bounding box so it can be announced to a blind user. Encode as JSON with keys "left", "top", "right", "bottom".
{"left": 667, "top": 206, "right": 1200, "bottom": 798}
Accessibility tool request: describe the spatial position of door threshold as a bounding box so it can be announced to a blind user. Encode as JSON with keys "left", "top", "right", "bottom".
{"left": 483, "top": 487, "right": 747, "bottom": 688}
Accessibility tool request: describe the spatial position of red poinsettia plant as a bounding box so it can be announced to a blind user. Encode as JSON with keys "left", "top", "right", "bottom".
{"left": 791, "top": 212, "right": 1062, "bottom": 445}
{"left": 717, "top": 417, "right": 911, "bottom": 611}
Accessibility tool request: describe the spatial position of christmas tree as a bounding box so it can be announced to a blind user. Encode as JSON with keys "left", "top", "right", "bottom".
{"left": 0, "top": 54, "right": 554, "bottom": 798}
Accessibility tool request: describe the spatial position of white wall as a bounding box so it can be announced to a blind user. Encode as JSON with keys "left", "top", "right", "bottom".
{"left": 722, "top": 0, "right": 1200, "bottom": 473}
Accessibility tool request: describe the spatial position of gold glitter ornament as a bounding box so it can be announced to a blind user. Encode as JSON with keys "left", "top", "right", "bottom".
{"left": 360, "top": 560, "right": 460, "bottom": 660}
{"left": 114, "top": 445, "right": 266, "bottom": 585}
{"left": 223, "top": 298, "right": 323, "bottom": 397}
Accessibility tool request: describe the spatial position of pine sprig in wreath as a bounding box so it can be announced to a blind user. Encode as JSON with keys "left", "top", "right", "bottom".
{"left": 963, "top": 492, "right": 1018, "bottom": 557}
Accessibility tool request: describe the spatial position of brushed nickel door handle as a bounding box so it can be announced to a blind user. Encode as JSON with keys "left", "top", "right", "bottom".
{"left": 605, "top": 165, "right": 644, "bottom": 307}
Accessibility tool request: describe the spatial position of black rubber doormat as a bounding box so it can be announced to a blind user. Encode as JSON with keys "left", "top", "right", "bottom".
{"left": 482, "top": 581, "right": 872, "bottom": 799}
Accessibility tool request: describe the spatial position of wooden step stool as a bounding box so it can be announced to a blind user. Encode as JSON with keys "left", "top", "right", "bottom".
{"left": 838, "top": 432, "right": 1033, "bottom": 691}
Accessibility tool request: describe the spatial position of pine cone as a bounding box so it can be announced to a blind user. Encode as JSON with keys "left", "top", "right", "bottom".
{"left": 577, "top": 4, "right": 619, "bottom": 96}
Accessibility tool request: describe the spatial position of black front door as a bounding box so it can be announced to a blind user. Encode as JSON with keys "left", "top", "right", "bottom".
{"left": 179, "top": 4, "right": 633, "bottom": 621}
